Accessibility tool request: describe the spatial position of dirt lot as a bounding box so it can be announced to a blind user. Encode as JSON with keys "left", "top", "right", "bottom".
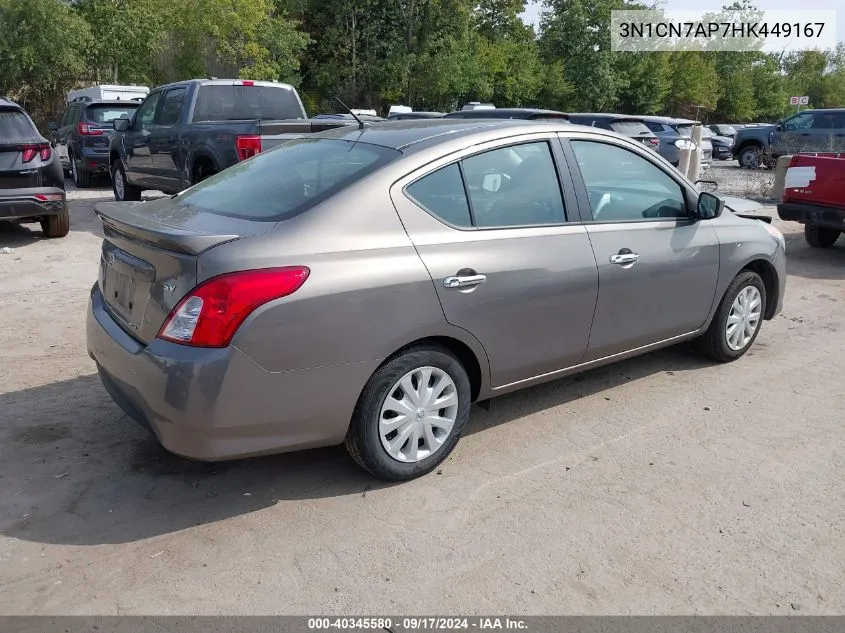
{"left": 1, "top": 165, "right": 844, "bottom": 615}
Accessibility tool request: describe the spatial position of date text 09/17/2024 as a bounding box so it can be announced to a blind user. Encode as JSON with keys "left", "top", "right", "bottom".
{"left": 307, "top": 617, "right": 528, "bottom": 630}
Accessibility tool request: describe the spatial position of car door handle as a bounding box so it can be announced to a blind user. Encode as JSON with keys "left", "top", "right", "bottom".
{"left": 609, "top": 253, "right": 640, "bottom": 265}
{"left": 443, "top": 274, "right": 487, "bottom": 288}
{"left": 800, "top": 133, "right": 811, "bottom": 136}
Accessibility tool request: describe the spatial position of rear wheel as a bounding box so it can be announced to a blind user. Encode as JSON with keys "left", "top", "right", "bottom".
{"left": 71, "top": 155, "right": 90, "bottom": 188}
{"left": 111, "top": 161, "right": 142, "bottom": 202}
{"left": 345, "top": 345, "right": 472, "bottom": 481}
{"left": 804, "top": 224, "right": 840, "bottom": 248}
{"left": 697, "top": 271, "right": 766, "bottom": 362}
{"left": 192, "top": 160, "right": 217, "bottom": 185}
{"left": 40, "top": 206, "right": 70, "bottom": 238}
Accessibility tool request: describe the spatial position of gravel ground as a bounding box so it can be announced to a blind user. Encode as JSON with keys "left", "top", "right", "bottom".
{"left": 1, "top": 173, "right": 844, "bottom": 615}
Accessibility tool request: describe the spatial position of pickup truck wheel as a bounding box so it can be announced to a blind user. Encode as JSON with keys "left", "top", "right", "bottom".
{"left": 71, "top": 156, "right": 90, "bottom": 188}
{"left": 111, "top": 162, "right": 142, "bottom": 202}
{"left": 40, "top": 206, "right": 70, "bottom": 238}
{"left": 192, "top": 162, "right": 217, "bottom": 185}
{"left": 738, "top": 145, "right": 762, "bottom": 169}
{"left": 804, "top": 224, "right": 841, "bottom": 248}
{"left": 697, "top": 271, "right": 766, "bottom": 363}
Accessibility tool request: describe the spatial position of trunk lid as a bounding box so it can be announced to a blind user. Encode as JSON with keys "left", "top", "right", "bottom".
{"left": 94, "top": 196, "right": 272, "bottom": 343}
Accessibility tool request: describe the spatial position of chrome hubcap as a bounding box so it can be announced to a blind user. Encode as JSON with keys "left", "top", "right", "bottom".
{"left": 114, "top": 169, "right": 125, "bottom": 199}
{"left": 726, "top": 286, "right": 762, "bottom": 351}
{"left": 379, "top": 366, "right": 459, "bottom": 463}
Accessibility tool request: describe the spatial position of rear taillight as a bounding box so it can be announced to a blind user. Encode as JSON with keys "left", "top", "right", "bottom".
{"left": 33, "top": 193, "right": 63, "bottom": 201}
{"left": 647, "top": 138, "right": 660, "bottom": 146}
{"left": 77, "top": 122, "right": 104, "bottom": 136}
{"left": 21, "top": 144, "right": 51, "bottom": 162}
{"left": 235, "top": 134, "right": 262, "bottom": 161}
{"left": 157, "top": 267, "right": 310, "bottom": 348}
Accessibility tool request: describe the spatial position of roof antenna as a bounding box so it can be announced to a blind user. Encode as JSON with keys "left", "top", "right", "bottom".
{"left": 334, "top": 95, "right": 365, "bottom": 130}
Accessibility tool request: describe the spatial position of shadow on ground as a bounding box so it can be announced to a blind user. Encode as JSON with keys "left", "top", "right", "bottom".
{"left": 0, "top": 345, "right": 711, "bottom": 546}
{"left": 784, "top": 230, "right": 845, "bottom": 281}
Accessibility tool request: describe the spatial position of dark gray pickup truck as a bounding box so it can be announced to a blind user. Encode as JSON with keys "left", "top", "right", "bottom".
{"left": 108, "top": 79, "right": 353, "bottom": 201}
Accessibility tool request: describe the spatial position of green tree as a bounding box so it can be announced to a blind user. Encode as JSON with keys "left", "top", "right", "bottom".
{"left": 615, "top": 52, "right": 672, "bottom": 114}
{"left": 0, "top": 0, "right": 92, "bottom": 126}
{"left": 664, "top": 52, "right": 720, "bottom": 117}
{"left": 72, "top": 0, "right": 170, "bottom": 84}
{"left": 539, "top": 0, "right": 626, "bottom": 111}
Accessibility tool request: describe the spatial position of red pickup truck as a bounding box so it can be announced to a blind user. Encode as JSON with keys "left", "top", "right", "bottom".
{"left": 777, "top": 153, "right": 845, "bottom": 247}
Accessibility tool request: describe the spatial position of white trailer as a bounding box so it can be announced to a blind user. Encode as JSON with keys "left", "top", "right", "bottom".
{"left": 66, "top": 84, "right": 149, "bottom": 104}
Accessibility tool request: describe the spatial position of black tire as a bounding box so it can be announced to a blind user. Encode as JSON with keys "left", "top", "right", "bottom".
{"left": 738, "top": 145, "right": 762, "bottom": 169}
{"left": 71, "top": 155, "right": 90, "bottom": 188}
{"left": 697, "top": 271, "right": 766, "bottom": 363}
{"left": 40, "top": 206, "right": 70, "bottom": 238}
{"left": 192, "top": 161, "right": 217, "bottom": 185}
{"left": 344, "top": 345, "right": 472, "bottom": 481}
{"left": 804, "top": 224, "right": 840, "bottom": 248}
{"left": 111, "top": 161, "right": 142, "bottom": 202}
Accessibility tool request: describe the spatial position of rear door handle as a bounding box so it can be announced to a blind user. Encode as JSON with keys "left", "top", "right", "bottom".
{"left": 609, "top": 253, "right": 640, "bottom": 265}
{"left": 443, "top": 274, "right": 487, "bottom": 288}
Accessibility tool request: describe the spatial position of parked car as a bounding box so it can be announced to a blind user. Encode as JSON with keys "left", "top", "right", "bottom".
{"left": 67, "top": 84, "right": 149, "bottom": 104}
{"left": 88, "top": 119, "right": 786, "bottom": 480}
{"left": 461, "top": 102, "right": 495, "bottom": 111}
{"left": 673, "top": 119, "right": 713, "bottom": 168}
{"left": 640, "top": 115, "right": 697, "bottom": 165}
{"left": 49, "top": 99, "right": 141, "bottom": 187}
{"left": 777, "top": 153, "right": 845, "bottom": 248}
{"left": 708, "top": 124, "right": 737, "bottom": 138}
{"left": 443, "top": 108, "right": 569, "bottom": 121}
{"left": 0, "top": 97, "right": 69, "bottom": 237}
{"left": 107, "top": 79, "right": 355, "bottom": 202}
{"left": 566, "top": 114, "right": 660, "bottom": 153}
{"left": 770, "top": 108, "right": 845, "bottom": 157}
{"left": 704, "top": 127, "right": 733, "bottom": 160}
{"left": 387, "top": 112, "right": 445, "bottom": 121}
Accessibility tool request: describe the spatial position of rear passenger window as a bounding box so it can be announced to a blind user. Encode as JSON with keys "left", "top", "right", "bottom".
{"left": 462, "top": 142, "right": 565, "bottom": 227}
{"left": 406, "top": 164, "right": 472, "bottom": 228}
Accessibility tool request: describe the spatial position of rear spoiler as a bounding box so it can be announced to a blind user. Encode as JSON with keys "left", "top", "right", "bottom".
{"left": 95, "top": 202, "right": 238, "bottom": 255}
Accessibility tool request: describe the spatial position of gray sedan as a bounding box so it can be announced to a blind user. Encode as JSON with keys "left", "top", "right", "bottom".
{"left": 87, "top": 120, "right": 786, "bottom": 481}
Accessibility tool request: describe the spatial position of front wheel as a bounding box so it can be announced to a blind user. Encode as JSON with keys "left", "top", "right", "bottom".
{"left": 804, "top": 224, "right": 840, "bottom": 248}
{"left": 111, "top": 161, "right": 142, "bottom": 202}
{"left": 345, "top": 346, "right": 472, "bottom": 481}
{"left": 697, "top": 271, "right": 766, "bottom": 362}
{"left": 738, "top": 145, "right": 762, "bottom": 169}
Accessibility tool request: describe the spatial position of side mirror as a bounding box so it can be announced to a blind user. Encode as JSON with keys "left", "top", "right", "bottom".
{"left": 696, "top": 191, "right": 724, "bottom": 220}
{"left": 482, "top": 173, "right": 503, "bottom": 193}
{"left": 113, "top": 117, "right": 130, "bottom": 132}
{"left": 48, "top": 122, "right": 58, "bottom": 131}
{"left": 775, "top": 123, "right": 784, "bottom": 132}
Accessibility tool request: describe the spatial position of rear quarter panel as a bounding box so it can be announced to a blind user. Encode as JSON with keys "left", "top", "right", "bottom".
{"left": 196, "top": 173, "right": 491, "bottom": 389}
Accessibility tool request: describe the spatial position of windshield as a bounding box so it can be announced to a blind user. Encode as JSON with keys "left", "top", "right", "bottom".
{"left": 192, "top": 85, "right": 304, "bottom": 122}
{"left": 175, "top": 138, "right": 400, "bottom": 221}
{"left": 610, "top": 120, "right": 651, "bottom": 135}
{"left": 87, "top": 105, "right": 139, "bottom": 124}
{"left": 677, "top": 124, "right": 713, "bottom": 139}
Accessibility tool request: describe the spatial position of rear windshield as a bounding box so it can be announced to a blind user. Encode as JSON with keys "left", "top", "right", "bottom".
{"left": 609, "top": 120, "right": 651, "bottom": 135}
{"left": 0, "top": 108, "right": 38, "bottom": 141}
{"left": 175, "top": 138, "right": 400, "bottom": 221}
{"left": 676, "top": 125, "right": 694, "bottom": 137}
{"left": 192, "top": 85, "right": 304, "bottom": 122}
{"left": 87, "top": 104, "right": 139, "bottom": 124}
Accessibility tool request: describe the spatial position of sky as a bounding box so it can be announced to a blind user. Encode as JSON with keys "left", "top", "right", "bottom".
{"left": 520, "top": 0, "right": 843, "bottom": 45}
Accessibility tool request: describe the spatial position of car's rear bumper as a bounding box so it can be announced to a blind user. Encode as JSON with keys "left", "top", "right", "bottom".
{"left": 86, "top": 285, "right": 374, "bottom": 461}
{"left": 81, "top": 149, "right": 110, "bottom": 173}
{"left": 0, "top": 187, "right": 66, "bottom": 220}
{"left": 777, "top": 201, "right": 845, "bottom": 230}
